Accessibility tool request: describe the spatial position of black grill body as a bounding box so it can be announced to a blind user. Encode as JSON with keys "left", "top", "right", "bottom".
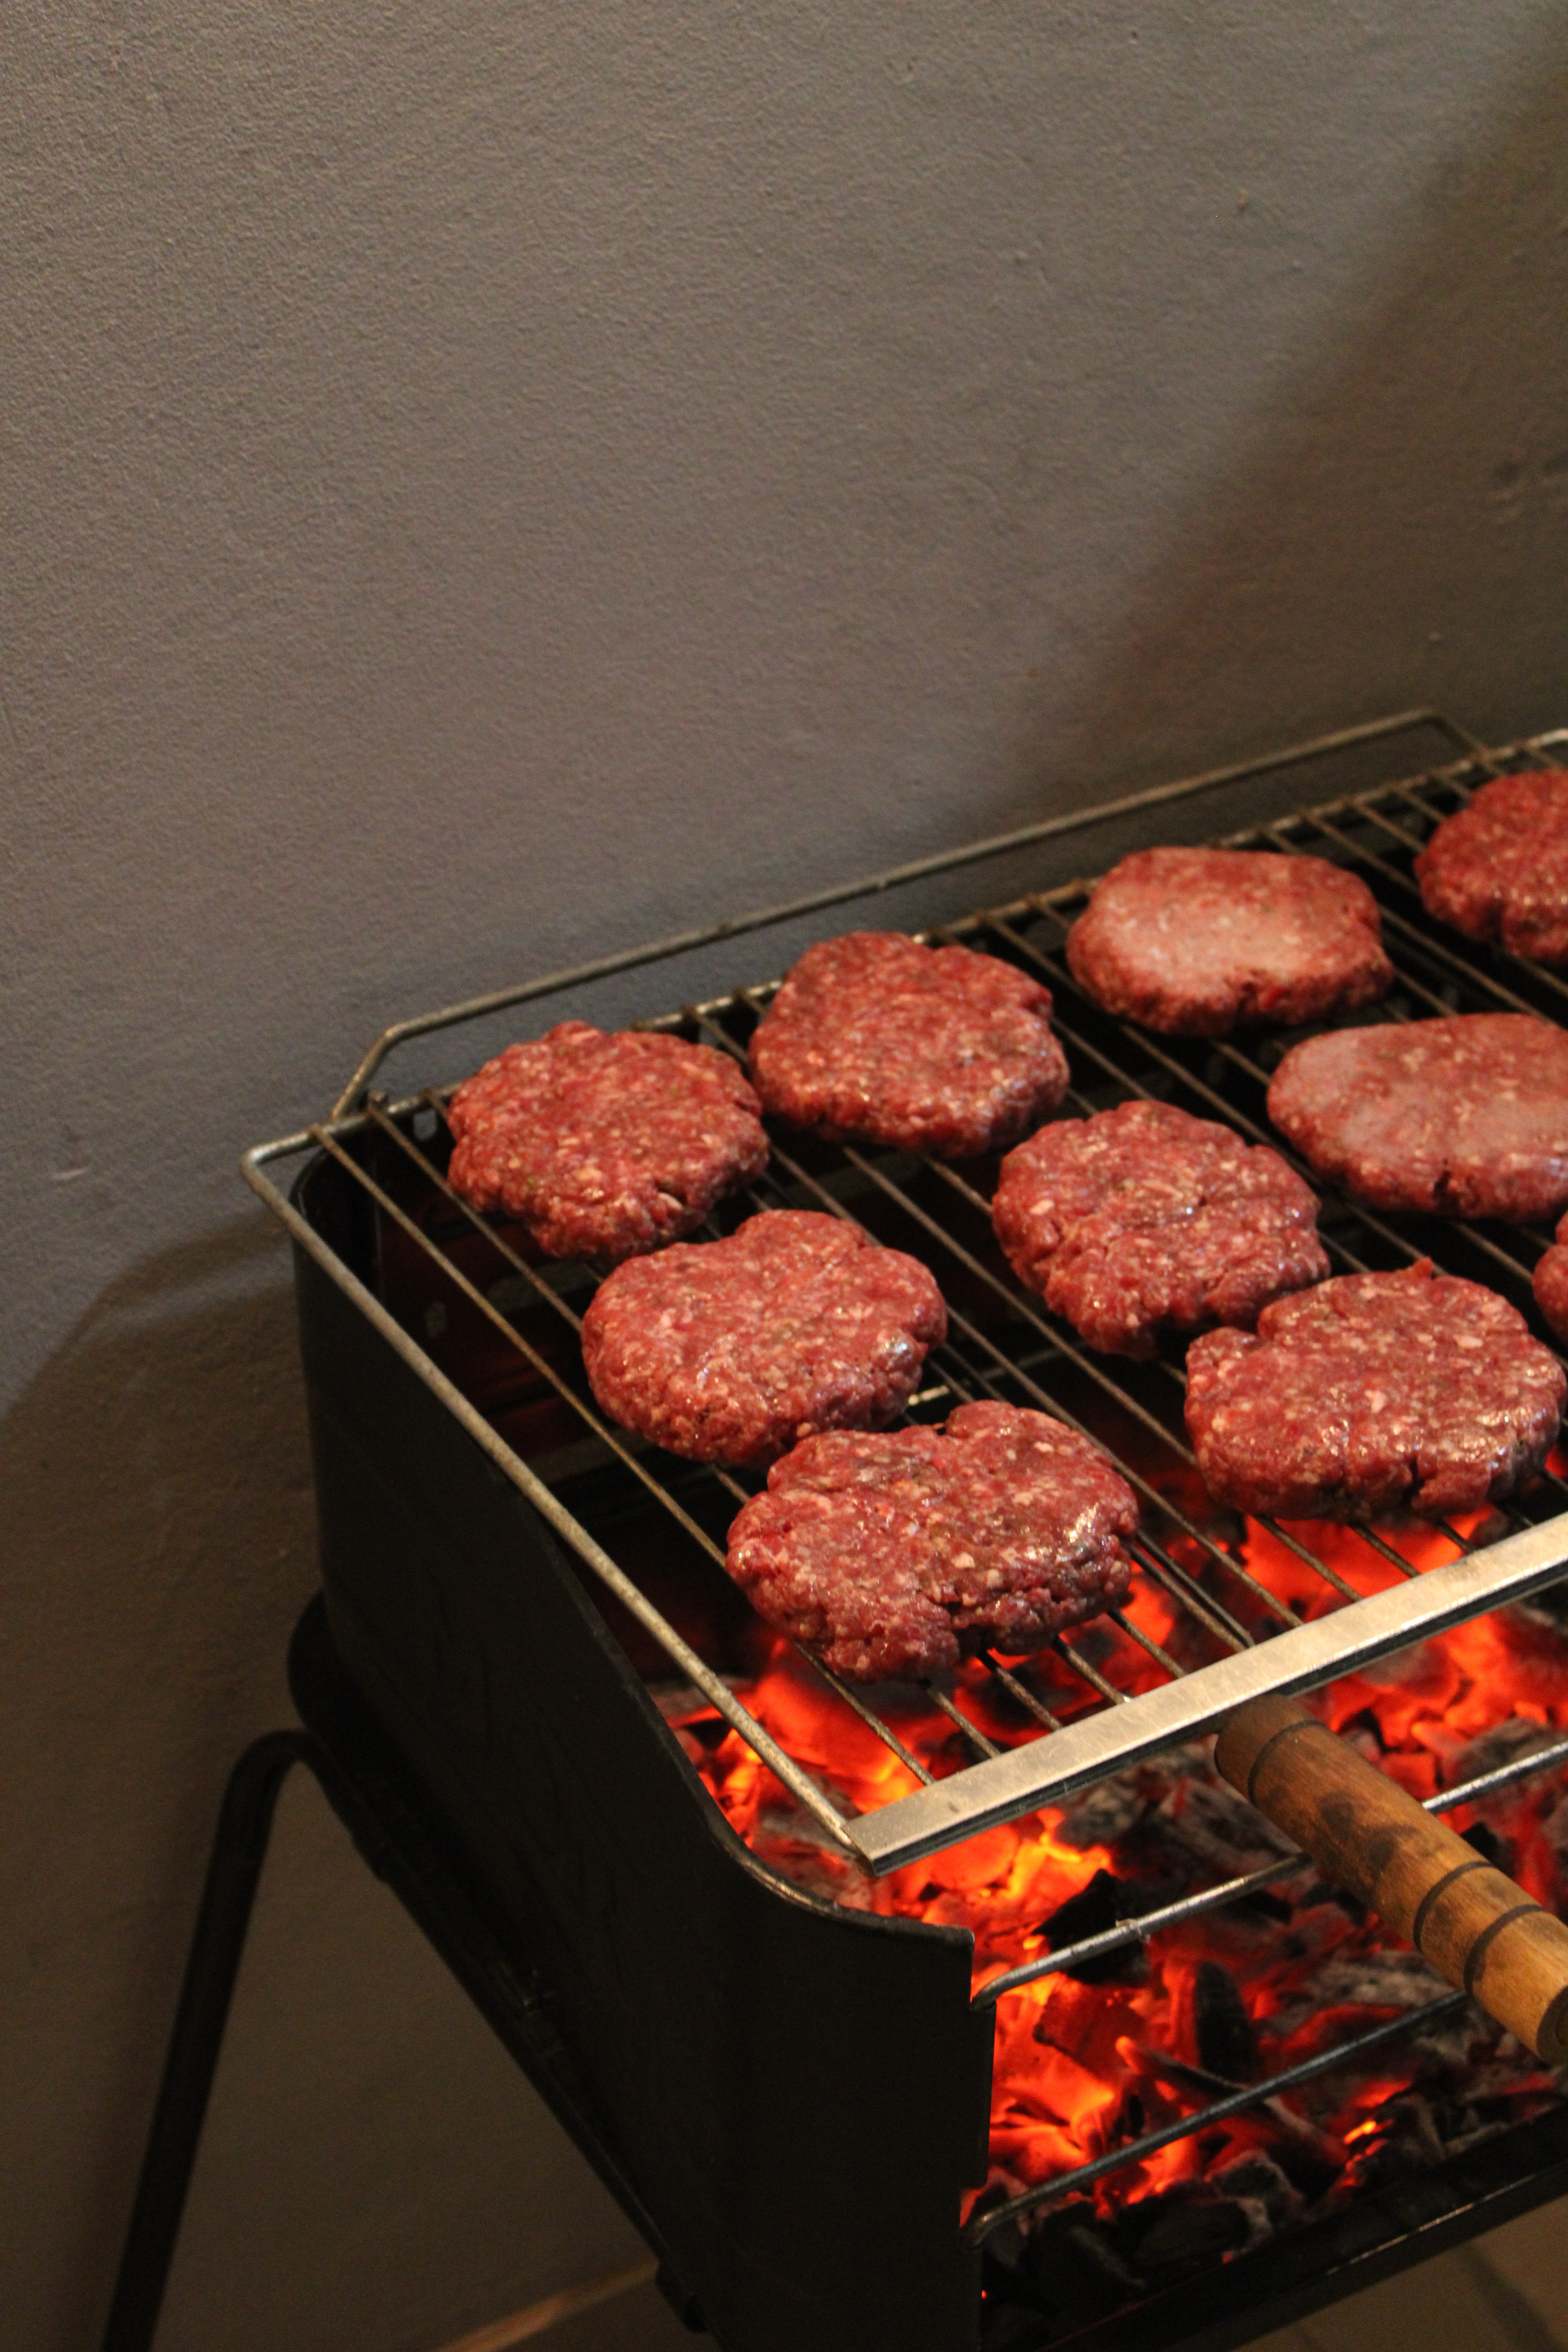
{"left": 293, "top": 1156, "right": 992, "bottom": 2352}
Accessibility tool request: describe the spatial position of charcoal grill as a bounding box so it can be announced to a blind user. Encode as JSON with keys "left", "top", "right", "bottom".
{"left": 234, "top": 708, "right": 1568, "bottom": 2352}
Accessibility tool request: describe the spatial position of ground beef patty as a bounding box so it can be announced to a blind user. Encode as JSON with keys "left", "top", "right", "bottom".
{"left": 1185, "top": 1263, "right": 1565, "bottom": 1522}
{"left": 1065, "top": 848, "right": 1392, "bottom": 1036}
{"left": 1415, "top": 771, "right": 1568, "bottom": 966}
{"left": 724, "top": 1401, "right": 1138, "bottom": 1682}
{"left": 748, "top": 930, "right": 1069, "bottom": 1158}
{"left": 992, "top": 1099, "right": 1329, "bottom": 1357}
{"left": 580, "top": 1210, "right": 947, "bottom": 1466}
{"left": 446, "top": 1022, "right": 768, "bottom": 1261}
{"left": 1534, "top": 1214, "right": 1568, "bottom": 1341}
{"left": 1267, "top": 1013, "right": 1568, "bottom": 1222}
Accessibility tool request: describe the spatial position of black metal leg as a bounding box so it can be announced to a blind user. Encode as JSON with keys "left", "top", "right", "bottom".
{"left": 100, "top": 1729, "right": 315, "bottom": 2352}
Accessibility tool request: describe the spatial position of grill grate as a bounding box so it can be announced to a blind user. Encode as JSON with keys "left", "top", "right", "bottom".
{"left": 247, "top": 717, "right": 1568, "bottom": 1890}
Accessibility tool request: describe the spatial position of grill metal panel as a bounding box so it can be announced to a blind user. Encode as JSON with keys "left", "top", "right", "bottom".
{"left": 245, "top": 714, "right": 1568, "bottom": 1890}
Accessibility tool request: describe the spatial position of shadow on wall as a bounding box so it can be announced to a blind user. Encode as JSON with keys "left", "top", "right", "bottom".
{"left": 0, "top": 1216, "right": 319, "bottom": 2349}
{"left": 1038, "top": 45, "right": 1568, "bottom": 807}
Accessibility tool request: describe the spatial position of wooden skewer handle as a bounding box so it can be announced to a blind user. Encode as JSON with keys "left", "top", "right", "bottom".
{"left": 1215, "top": 1694, "right": 1568, "bottom": 2067}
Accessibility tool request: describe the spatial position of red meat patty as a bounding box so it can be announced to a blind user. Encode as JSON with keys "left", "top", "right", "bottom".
{"left": 446, "top": 1022, "right": 768, "bottom": 1261}
{"left": 580, "top": 1210, "right": 947, "bottom": 1466}
{"left": 1415, "top": 771, "right": 1568, "bottom": 966}
{"left": 1065, "top": 848, "right": 1392, "bottom": 1036}
{"left": 724, "top": 1401, "right": 1138, "bottom": 1682}
{"left": 1267, "top": 1013, "right": 1568, "bottom": 1222}
{"left": 1185, "top": 1262, "right": 1565, "bottom": 1522}
{"left": 1534, "top": 1214, "right": 1568, "bottom": 1342}
{"left": 992, "top": 1099, "right": 1328, "bottom": 1357}
{"left": 748, "top": 930, "right": 1069, "bottom": 1158}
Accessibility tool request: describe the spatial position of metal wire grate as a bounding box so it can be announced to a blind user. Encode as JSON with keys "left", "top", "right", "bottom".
{"left": 247, "top": 716, "right": 1568, "bottom": 1885}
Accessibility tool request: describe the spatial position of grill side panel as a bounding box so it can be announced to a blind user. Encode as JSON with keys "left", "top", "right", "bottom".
{"left": 291, "top": 1167, "right": 989, "bottom": 2352}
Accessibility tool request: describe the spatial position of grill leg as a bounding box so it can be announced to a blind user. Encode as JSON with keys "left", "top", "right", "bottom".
{"left": 99, "top": 1729, "right": 314, "bottom": 2352}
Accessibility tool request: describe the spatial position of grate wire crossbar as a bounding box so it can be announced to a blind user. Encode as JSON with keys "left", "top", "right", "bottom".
{"left": 246, "top": 715, "right": 1568, "bottom": 2218}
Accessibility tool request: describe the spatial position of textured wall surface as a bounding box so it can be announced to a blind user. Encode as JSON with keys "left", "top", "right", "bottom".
{"left": 5, "top": 5, "right": 1568, "bottom": 2346}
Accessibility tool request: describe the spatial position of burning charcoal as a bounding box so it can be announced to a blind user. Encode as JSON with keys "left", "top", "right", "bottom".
{"left": 1338, "top": 2094, "right": 1445, "bottom": 2195}
{"left": 1194, "top": 1960, "right": 1259, "bottom": 2083}
{"left": 1118, "top": 2186, "right": 1250, "bottom": 2288}
{"left": 1016, "top": 2205, "right": 1142, "bottom": 2333}
{"left": 1039, "top": 1869, "right": 1146, "bottom": 1984}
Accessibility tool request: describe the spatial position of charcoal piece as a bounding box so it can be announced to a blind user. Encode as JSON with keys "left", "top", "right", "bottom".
{"left": 1263, "top": 1947, "right": 1451, "bottom": 2039}
{"left": 1039, "top": 1868, "right": 1145, "bottom": 1984}
{"left": 1122, "top": 2190, "right": 1250, "bottom": 2288}
{"left": 1338, "top": 2096, "right": 1446, "bottom": 2196}
{"left": 1209, "top": 2151, "right": 1303, "bottom": 2230}
{"left": 1194, "top": 1959, "right": 1259, "bottom": 2083}
{"left": 1264, "top": 2125, "right": 1349, "bottom": 2205}
{"left": 1017, "top": 2207, "right": 1142, "bottom": 2333}
{"left": 1160, "top": 1773, "right": 1297, "bottom": 1875}
{"left": 979, "top": 2216, "right": 1029, "bottom": 2281}
{"left": 1441, "top": 2111, "right": 1511, "bottom": 2159}
{"left": 1451, "top": 1713, "right": 1563, "bottom": 1788}
{"left": 1240, "top": 1886, "right": 1294, "bottom": 1925}
{"left": 1049, "top": 1773, "right": 1147, "bottom": 1853}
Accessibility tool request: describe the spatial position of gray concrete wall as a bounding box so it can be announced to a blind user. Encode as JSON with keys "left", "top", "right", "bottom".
{"left": 5, "top": 5, "right": 1568, "bottom": 2346}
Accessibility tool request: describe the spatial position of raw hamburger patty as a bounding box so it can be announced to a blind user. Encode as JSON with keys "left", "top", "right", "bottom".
{"left": 748, "top": 930, "right": 1069, "bottom": 1158}
{"left": 992, "top": 1099, "right": 1328, "bottom": 1357}
{"left": 1267, "top": 1014, "right": 1568, "bottom": 1222}
{"left": 580, "top": 1210, "right": 947, "bottom": 1466}
{"left": 1534, "top": 1214, "right": 1568, "bottom": 1341}
{"left": 1415, "top": 771, "right": 1568, "bottom": 966}
{"left": 446, "top": 1022, "right": 768, "bottom": 1261}
{"left": 724, "top": 1401, "right": 1138, "bottom": 1682}
{"left": 1184, "top": 1263, "right": 1565, "bottom": 1522}
{"left": 1065, "top": 848, "right": 1392, "bottom": 1036}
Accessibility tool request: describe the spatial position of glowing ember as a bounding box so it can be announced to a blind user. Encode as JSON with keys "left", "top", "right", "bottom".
{"left": 666, "top": 1505, "right": 1568, "bottom": 2279}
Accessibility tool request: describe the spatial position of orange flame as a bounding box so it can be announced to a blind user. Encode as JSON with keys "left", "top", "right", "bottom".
{"left": 675, "top": 1507, "right": 1568, "bottom": 2228}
